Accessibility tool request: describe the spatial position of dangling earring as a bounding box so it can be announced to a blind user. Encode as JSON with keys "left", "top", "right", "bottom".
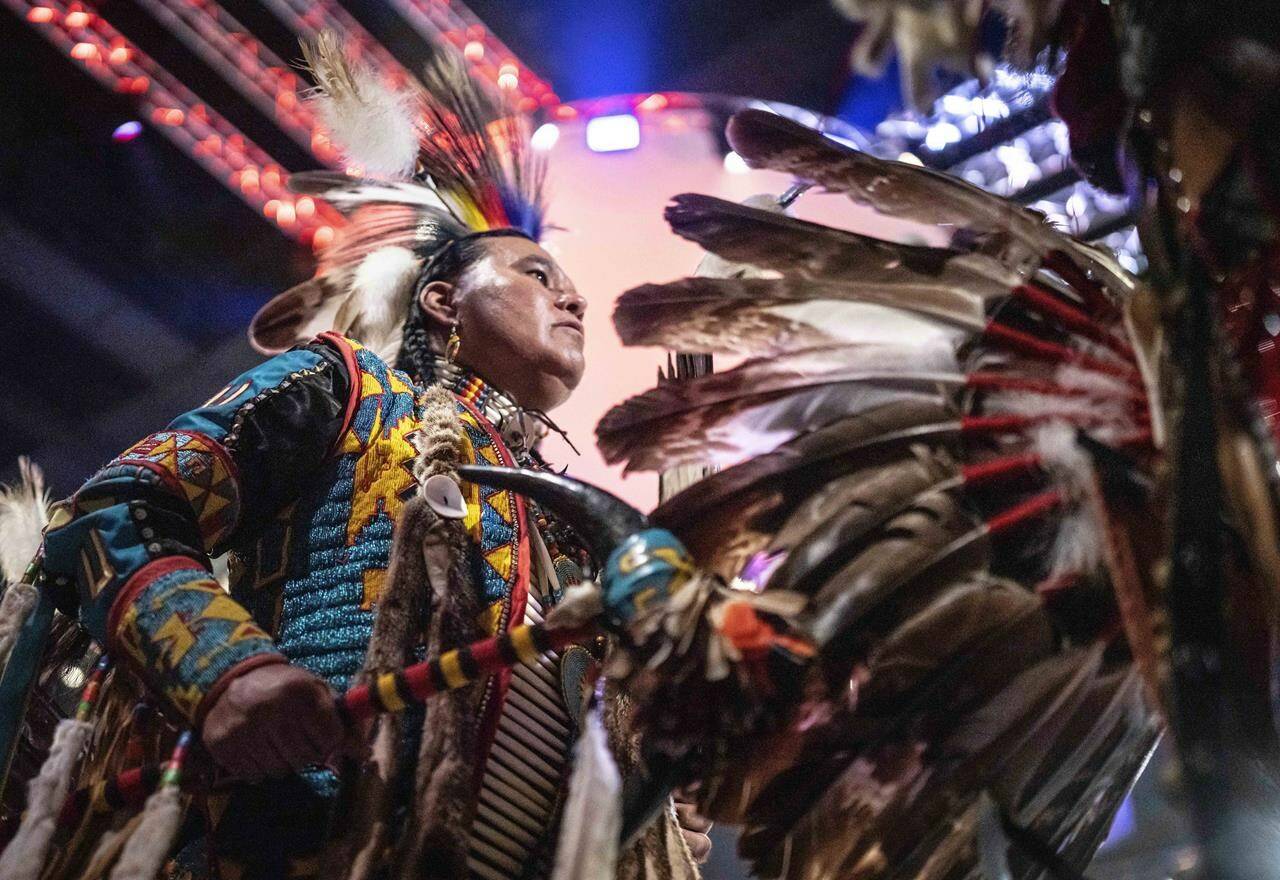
{"left": 445, "top": 322, "right": 461, "bottom": 362}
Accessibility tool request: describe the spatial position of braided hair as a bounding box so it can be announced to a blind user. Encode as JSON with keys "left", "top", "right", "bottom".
{"left": 395, "top": 235, "right": 491, "bottom": 385}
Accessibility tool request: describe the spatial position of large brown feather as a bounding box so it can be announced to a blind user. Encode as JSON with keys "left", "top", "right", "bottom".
{"left": 665, "top": 193, "right": 1020, "bottom": 292}
{"left": 765, "top": 449, "right": 959, "bottom": 594}
{"left": 612, "top": 275, "right": 988, "bottom": 356}
{"left": 597, "top": 344, "right": 959, "bottom": 473}
{"left": 653, "top": 400, "right": 958, "bottom": 573}
{"left": 724, "top": 109, "right": 1132, "bottom": 295}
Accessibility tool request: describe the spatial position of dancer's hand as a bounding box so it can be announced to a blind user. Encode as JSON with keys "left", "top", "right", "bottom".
{"left": 201, "top": 664, "right": 344, "bottom": 779}
{"left": 674, "top": 788, "right": 713, "bottom": 863}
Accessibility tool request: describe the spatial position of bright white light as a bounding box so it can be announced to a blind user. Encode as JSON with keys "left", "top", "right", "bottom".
{"left": 586, "top": 114, "right": 640, "bottom": 153}
{"left": 941, "top": 94, "right": 971, "bottom": 116}
{"left": 924, "top": 121, "right": 961, "bottom": 151}
{"left": 1066, "top": 192, "right": 1089, "bottom": 218}
{"left": 61, "top": 665, "right": 86, "bottom": 690}
{"left": 723, "top": 151, "right": 750, "bottom": 174}
{"left": 531, "top": 123, "right": 560, "bottom": 151}
{"left": 971, "top": 95, "right": 1010, "bottom": 118}
{"left": 897, "top": 151, "right": 923, "bottom": 166}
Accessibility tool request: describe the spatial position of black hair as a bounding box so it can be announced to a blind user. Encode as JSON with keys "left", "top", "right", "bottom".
{"left": 395, "top": 234, "right": 492, "bottom": 384}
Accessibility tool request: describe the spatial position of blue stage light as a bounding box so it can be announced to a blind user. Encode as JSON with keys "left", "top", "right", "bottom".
{"left": 112, "top": 120, "right": 143, "bottom": 143}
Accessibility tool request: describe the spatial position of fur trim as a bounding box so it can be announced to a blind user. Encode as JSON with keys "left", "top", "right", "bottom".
{"left": 0, "top": 719, "right": 93, "bottom": 880}
{"left": 302, "top": 34, "right": 420, "bottom": 179}
{"left": 0, "top": 457, "right": 50, "bottom": 584}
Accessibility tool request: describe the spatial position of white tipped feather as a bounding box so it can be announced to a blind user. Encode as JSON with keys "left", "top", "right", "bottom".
{"left": 306, "top": 180, "right": 451, "bottom": 212}
{"left": 348, "top": 247, "right": 421, "bottom": 337}
{"left": 551, "top": 705, "right": 621, "bottom": 880}
{"left": 303, "top": 37, "right": 420, "bottom": 179}
{"left": 0, "top": 457, "right": 50, "bottom": 585}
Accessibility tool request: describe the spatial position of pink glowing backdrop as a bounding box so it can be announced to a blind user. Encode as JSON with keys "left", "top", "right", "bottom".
{"left": 534, "top": 106, "right": 941, "bottom": 510}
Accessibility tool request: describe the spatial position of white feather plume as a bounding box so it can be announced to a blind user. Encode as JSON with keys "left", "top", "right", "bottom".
{"left": 303, "top": 36, "right": 420, "bottom": 179}
{"left": 0, "top": 457, "right": 51, "bottom": 584}
{"left": 1032, "top": 421, "right": 1103, "bottom": 577}
{"left": 1053, "top": 364, "right": 1132, "bottom": 399}
{"left": 343, "top": 246, "right": 422, "bottom": 362}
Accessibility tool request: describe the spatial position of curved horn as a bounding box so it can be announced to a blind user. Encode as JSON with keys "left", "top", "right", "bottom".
{"left": 455, "top": 466, "right": 649, "bottom": 563}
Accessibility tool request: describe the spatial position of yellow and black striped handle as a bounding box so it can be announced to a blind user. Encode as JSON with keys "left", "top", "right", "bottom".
{"left": 338, "top": 622, "right": 590, "bottom": 721}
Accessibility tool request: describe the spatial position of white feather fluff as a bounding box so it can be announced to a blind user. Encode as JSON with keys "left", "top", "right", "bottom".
{"left": 306, "top": 51, "right": 420, "bottom": 179}
{"left": 1031, "top": 422, "right": 1093, "bottom": 496}
{"left": 349, "top": 247, "right": 421, "bottom": 336}
{"left": 1053, "top": 364, "right": 1132, "bottom": 399}
{"left": 1048, "top": 508, "right": 1103, "bottom": 578}
{"left": 987, "top": 392, "right": 1134, "bottom": 438}
{"left": 0, "top": 457, "right": 50, "bottom": 584}
{"left": 1032, "top": 422, "right": 1104, "bottom": 577}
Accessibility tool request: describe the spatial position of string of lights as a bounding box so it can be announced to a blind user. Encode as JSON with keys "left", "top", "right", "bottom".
{"left": 870, "top": 67, "right": 1145, "bottom": 272}
{"left": 254, "top": 0, "right": 417, "bottom": 89}
{"left": 128, "top": 0, "right": 338, "bottom": 163}
{"left": 9, "top": 0, "right": 341, "bottom": 249}
{"left": 379, "top": 0, "right": 559, "bottom": 110}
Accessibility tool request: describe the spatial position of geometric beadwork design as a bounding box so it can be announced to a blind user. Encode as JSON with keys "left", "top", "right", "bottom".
{"left": 112, "top": 431, "right": 241, "bottom": 550}
{"left": 114, "top": 558, "right": 279, "bottom": 722}
{"left": 456, "top": 398, "right": 525, "bottom": 607}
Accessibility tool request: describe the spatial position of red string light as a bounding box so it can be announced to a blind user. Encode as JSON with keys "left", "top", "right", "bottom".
{"left": 8, "top": 0, "right": 343, "bottom": 248}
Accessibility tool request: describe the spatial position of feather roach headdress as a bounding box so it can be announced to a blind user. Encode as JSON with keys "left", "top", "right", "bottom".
{"left": 249, "top": 33, "right": 548, "bottom": 359}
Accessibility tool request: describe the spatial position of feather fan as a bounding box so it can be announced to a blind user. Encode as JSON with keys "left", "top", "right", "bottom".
{"left": 590, "top": 105, "right": 1158, "bottom": 880}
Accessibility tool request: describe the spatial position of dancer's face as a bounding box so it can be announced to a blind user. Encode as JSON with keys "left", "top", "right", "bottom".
{"left": 420, "top": 236, "right": 586, "bottom": 411}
